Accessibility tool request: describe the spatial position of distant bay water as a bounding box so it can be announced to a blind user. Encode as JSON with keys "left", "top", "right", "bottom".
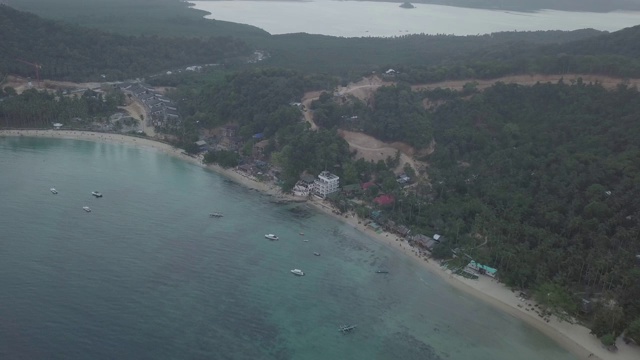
{"left": 0, "top": 137, "right": 577, "bottom": 359}
{"left": 190, "top": 0, "right": 640, "bottom": 37}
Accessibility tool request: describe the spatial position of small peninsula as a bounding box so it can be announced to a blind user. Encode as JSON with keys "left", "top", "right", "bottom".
{"left": 399, "top": 2, "right": 415, "bottom": 8}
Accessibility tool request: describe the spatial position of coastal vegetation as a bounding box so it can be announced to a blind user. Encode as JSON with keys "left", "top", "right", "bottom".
{"left": 0, "top": 88, "right": 124, "bottom": 128}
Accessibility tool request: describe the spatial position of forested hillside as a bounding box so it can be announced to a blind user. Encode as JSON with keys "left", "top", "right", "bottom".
{"left": 311, "top": 84, "right": 433, "bottom": 147}
{"left": 422, "top": 82, "right": 640, "bottom": 339}
{"left": 303, "top": 79, "right": 640, "bottom": 340}
{"left": 0, "top": 5, "right": 250, "bottom": 81}
{"left": 389, "top": 24, "right": 640, "bottom": 83}
{"left": 5, "top": 0, "right": 267, "bottom": 38}
{"left": 3, "top": 0, "right": 612, "bottom": 79}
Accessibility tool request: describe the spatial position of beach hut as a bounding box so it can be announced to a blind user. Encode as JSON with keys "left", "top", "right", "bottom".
{"left": 53, "top": 123, "right": 63, "bottom": 130}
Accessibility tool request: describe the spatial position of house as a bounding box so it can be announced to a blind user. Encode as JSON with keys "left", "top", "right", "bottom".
{"left": 411, "top": 234, "right": 437, "bottom": 250}
{"left": 313, "top": 171, "right": 340, "bottom": 199}
{"left": 195, "top": 140, "right": 207, "bottom": 151}
{"left": 374, "top": 194, "right": 395, "bottom": 207}
{"left": 385, "top": 69, "right": 397, "bottom": 75}
{"left": 223, "top": 125, "right": 238, "bottom": 138}
{"left": 466, "top": 261, "right": 497, "bottom": 278}
{"left": 367, "top": 222, "right": 382, "bottom": 233}
{"left": 397, "top": 173, "right": 411, "bottom": 185}
{"left": 370, "top": 210, "right": 383, "bottom": 221}
{"left": 362, "top": 181, "right": 377, "bottom": 191}
{"left": 293, "top": 182, "right": 311, "bottom": 197}
{"left": 146, "top": 99, "right": 163, "bottom": 109}
{"left": 396, "top": 225, "right": 411, "bottom": 237}
{"left": 52, "top": 123, "right": 63, "bottom": 130}
{"left": 139, "top": 93, "right": 155, "bottom": 102}
{"left": 165, "top": 109, "right": 180, "bottom": 118}
{"left": 253, "top": 133, "right": 264, "bottom": 140}
{"left": 433, "top": 234, "right": 446, "bottom": 244}
{"left": 253, "top": 139, "right": 270, "bottom": 158}
{"left": 293, "top": 174, "right": 316, "bottom": 197}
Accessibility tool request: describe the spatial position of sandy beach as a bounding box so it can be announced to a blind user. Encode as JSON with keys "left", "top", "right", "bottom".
{"left": 2, "top": 129, "right": 639, "bottom": 360}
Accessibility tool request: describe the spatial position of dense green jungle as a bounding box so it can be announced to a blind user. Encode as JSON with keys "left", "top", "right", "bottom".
{"left": 2, "top": 0, "right": 640, "bottom": 346}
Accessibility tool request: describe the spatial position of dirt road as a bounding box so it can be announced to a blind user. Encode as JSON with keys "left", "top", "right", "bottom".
{"left": 411, "top": 73, "right": 640, "bottom": 92}
{"left": 120, "top": 99, "right": 155, "bottom": 137}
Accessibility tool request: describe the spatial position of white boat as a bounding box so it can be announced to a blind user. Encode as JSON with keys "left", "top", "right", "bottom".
{"left": 91, "top": 191, "right": 103, "bottom": 198}
{"left": 83, "top": 206, "right": 91, "bottom": 212}
{"left": 265, "top": 234, "right": 279, "bottom": 240}
{"left": 50, "top": 188, "right": 58, "bottom": 194}
{"left": 314, "top": 252, "right": 321, "bottom": 256}
{"left": 290, "top": 269, "right": 304, "bottom": 276}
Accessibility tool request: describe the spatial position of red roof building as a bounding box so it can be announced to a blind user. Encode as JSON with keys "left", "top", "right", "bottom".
{"left": 374, "top": 194, "right": 395, "bottom": 206}
{"left": 362, "top": 181, "right": 376, "bottom": 190}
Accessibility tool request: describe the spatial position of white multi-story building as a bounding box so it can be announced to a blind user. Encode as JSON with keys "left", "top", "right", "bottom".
{"left": 313, "top": 171, "right": 340, "bottom": 199}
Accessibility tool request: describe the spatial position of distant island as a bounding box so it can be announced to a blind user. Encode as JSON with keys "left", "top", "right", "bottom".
{"left": 400, "top": 2, "right": 415, "bottom": 8}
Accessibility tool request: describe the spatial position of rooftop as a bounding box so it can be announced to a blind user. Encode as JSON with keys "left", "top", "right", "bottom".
{"left": 318, "top": 171, "right": 339, "bottom": 180}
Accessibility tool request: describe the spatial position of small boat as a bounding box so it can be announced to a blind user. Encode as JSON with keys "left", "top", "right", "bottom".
{"left": 299, "top": 232, "right": 304, "bottom": 236}
{"left": 339, "top": 324, "right": 357, "bottom": 333}
{"left": 313, "top": 252, "right": 321, "bottom": 256}
{"left": 91, "top": 191, "right": 103, "bottom": 198}
{"left": 303, "top": 240, "right": 309, "bottom": 242}
{"left": 290, "top": 269, "right": 304, "bottom": 276}
{"left": 50, "top": 188, "right": 58, "bottom": 194}
{"left": 375, "top": 270, "right": 389, "bottom": 274}
{"left": 265, "top": 234, "right": 279, "bottom": 241}
{"left": 82, "top": 206, "right": 91, "bottom": 212}
{"left": 209, "top": 212, "right": 223, "bottom": 218}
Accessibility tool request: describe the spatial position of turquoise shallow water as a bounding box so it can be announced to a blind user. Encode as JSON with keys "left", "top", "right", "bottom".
{"left": 0, "top": 137, "right": 577, "bottom": 360}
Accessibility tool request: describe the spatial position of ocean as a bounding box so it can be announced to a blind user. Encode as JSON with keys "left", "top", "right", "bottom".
{"left": 190, "top": 0, "right": 640, "bottom": 37}
{"left": 0, "top": 136, "right": 577, "bottom": 359}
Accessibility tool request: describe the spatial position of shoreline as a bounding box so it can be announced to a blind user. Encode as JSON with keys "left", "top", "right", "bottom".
{"left": 2, "top": 129, "right": 638, "bottom": 360}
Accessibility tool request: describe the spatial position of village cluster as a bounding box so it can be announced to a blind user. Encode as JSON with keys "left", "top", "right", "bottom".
{"left": 117, "top": 83, "right": 180, "bottom": 129}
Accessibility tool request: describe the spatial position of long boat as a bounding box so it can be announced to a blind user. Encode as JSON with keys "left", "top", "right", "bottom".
{"left": 339, "top": 324, "right": 357, "bottom": 333}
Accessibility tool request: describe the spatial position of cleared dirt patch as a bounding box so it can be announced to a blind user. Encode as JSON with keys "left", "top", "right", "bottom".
{"left": 2, "top": 75, "right": 102, "bottom": 94}
{"left": 339, "top": 129, "right": 425, "bottom": 174}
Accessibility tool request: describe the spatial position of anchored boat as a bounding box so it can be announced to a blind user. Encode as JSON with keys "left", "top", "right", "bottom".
{"left": 339, "top": 324, "right": 357, "bottom": 333}
{"left": 290, "top": 269, "right": 304, "bottom": 276}
{"left": 50, "top": 188, "right": 58, "bottom": 194}
{"left": 91, "top": 191, "right": 103, "bottom": 198}
{"left": 265, "top": 234, "right": 279, "bottom": 240}
{"left": 209, "top": 212, "right": 223, "bottom": 218}
{"left": 83, "top": 206, "right": 91, "bottom": 212}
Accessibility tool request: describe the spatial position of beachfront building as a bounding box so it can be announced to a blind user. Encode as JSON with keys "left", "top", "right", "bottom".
{"left": 293, "top": 174, "right": 316, "bottom": 197}
{"left": 466, "top": 261, "right": 498, "bottom": 278}
{"left": 313, "top": 171, "right": 340, "bottom": 199}
{"left": 411, "top": 234, "right": 437, "bottom": 251}
{"left": 53, "top": 123, "right": 63, "bottom": 130}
